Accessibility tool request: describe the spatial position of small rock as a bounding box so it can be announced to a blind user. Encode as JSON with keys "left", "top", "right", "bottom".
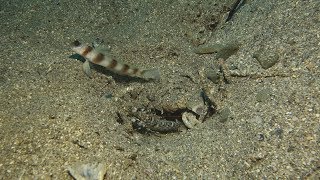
{"left": 256, "top": 88, "right": 273, "bottom": 103}
{"left": 257, "top": 133, "right": 265, "bottom": 141}
{"left": 219, "top": 107, "right": 231, "bottom": 122}
{"left": 206, "top": 68, "right": 221, "bottom": 84}
{"left": 103, "top": 92, "right": 113, "bottom": 99}
{"left": 273, "top": 127, "right": 283, "bottom": 139}
{"left": 253, "top": 48, "right": 279, "bottom": 69}
{"left": 216, "top": 43, "right": 240, "bottom": 59}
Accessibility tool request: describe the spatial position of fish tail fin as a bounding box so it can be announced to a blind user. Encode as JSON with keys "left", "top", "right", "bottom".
{"left": 141, "top": 69, "right": 161, "bottom": 80}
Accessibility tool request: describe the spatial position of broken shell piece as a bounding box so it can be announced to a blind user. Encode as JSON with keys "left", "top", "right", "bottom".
{"left": 186, "top": 91, "right": 209, "bottom": 121}
{"left": 186, "top": 92, "right": 203, "bottom": 111}
{"left": 182, "top": 112, "right": 201, "bottom": 129}
{"left": 68, "top": 162, "right": 107, "bottom": 180}
{"left": 191, "top": 104, "right": 208, "bottom": 121}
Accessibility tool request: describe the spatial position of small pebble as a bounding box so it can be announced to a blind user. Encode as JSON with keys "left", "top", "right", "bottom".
{"left": 103, "top": 92, "right": 113, "bottom": 99}
{"left": 206, "top": 68, "right": 220, "bottom": 84}
{"left": 253, "top": 48, "right": 279, "bottom": 69}
{"left": 256, "top": 88, "right": 273, "bottom": 103}
{"left": 219, "top": 107, "right": 231, "bottom": 122}
{"left": 257, "top": 133, "right": 265, "bottom": 141}
{"left": 274, "top": 127, "right": 283, "bottom": 139}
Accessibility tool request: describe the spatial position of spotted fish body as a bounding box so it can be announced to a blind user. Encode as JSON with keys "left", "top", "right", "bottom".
{"left": 71, "top": 40, "right": 160, "bottom": 80}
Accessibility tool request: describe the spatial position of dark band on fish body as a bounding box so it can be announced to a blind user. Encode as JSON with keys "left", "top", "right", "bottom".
{"left": 132, "top": 68, "right": 139, "bottom": 74}
{"left": 82, "top": 46, "right": 93, "bottom": 56}
{"left": 108, "top": 59, "right": 117, "bottom": 69}
{"left": 121, "top": 64, "right": 130, "bottom": 74}
{"left": 93, "top": 53, "right": 104, "bottom": 63}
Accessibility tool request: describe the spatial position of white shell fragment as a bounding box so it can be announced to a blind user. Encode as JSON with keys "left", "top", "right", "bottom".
{"left": 190, "top": 103, "right": 208, "bottom": 121}
{"left": 182, "top": 112, "right": 201, "bottom": 129}
{"left": 67, "top": 162, "right": 107, "bottom": 180}
{"left": 181, "top": 89, "right": 215, "bottom": 128}
{"left": 185, "top": 90, "right": 210, "bottom": 122}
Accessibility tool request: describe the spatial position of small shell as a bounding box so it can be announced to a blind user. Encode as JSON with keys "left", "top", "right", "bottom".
{"left": 67, "top": 162, "right": 107, "bottom": 180}
{"left": 182, "top": 112, "right": 200, "bottom": 129}
{"left": 191, "top": 104, "right": 208, "bottom": 121}
{"left": 186, "top": 91, "right": 209, "bottom": 121}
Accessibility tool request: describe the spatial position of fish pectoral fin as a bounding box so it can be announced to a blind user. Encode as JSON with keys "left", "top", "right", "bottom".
{"left": 82, "top": 60, "right": 93, "bottom": 78}
{"left": 69, "top": 53, "right": 86, "bottom": 63}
